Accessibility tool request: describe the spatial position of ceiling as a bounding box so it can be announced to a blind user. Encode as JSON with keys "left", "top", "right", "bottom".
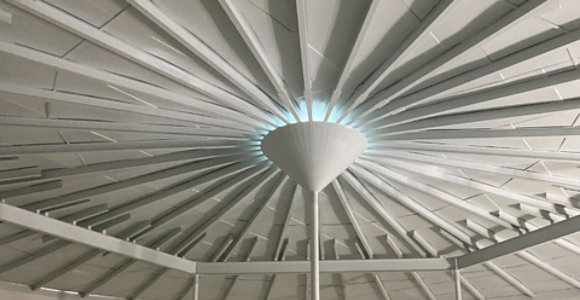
{"left": 0, "top": 0, "right": 579, "bottom": 299}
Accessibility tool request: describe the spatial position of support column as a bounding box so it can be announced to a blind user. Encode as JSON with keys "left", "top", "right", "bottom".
{"left": 310, "top": 191, "right": 320, "bottom": 300}
{"left": 454, "top": 259, "right": 462, "bottom": 300}
{"left": 193, "top": 274, "right": 199, "bottom": 300}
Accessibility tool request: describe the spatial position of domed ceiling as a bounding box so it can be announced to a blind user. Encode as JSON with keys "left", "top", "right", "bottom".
{"left": 0, "top": 0, "right": 579, "bottom": 299}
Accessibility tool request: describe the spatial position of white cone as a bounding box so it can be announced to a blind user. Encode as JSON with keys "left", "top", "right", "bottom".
{"left": 261, "top": 122, "right": 367, "bottom": 192}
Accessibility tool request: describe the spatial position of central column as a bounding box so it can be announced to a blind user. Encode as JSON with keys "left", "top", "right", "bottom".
{"left": 310, "top": 191, "right": 320, "bottom": 300}
{"left": 261, "top": 122, "right": 367, "bottom": 300}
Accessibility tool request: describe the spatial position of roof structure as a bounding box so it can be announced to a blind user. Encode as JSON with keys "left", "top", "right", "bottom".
{"left": 0, "top": 0, "right": 579, "bottom": 299}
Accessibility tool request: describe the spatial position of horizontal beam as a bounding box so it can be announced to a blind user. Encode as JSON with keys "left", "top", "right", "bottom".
{"left": 0, "top": 203, "right": 196, "bottom": 273}
{"left": 196, "top": 258, "right": 452, "bottom": 274}
{"left": 458, "top": 214, "right": 580, "bottom": 268}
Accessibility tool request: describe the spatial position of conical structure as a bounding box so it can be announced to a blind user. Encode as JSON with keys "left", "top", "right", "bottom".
{"left": 261, "top": 122, "right": 367, "bottom": 191}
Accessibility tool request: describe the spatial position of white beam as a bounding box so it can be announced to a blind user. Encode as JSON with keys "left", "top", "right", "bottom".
{"left": 369, "top": 97, "right": 580, "bottom": 134}
{"left": 341, "top": 171, "right": 428, "bottom": 256}
{"left": 0, "top": 139, "right": 248, "bottom": 156}
{"left": 359, "top": 68, "right": 580, "bottom": 128}
{"left": 375, "top": 126, "right": 580, "bottom": 141}
{"left": 195, "top": 258, "right": 452, "bottom": 275}
{"left": 0, "top": 116, "right": 246, "bottom": 138}
{"left": 127, "top": 0, "right": 289, "bottom": 124}
{"left": 370, "top": 142, "right": 580, "bottom": 162}
{"left": 0, "top": 166, "right": 41, "bottom": 182}
{"left": 295, "top": 0, "right": 313, "bottom": 121}
{"left": 352, "top": 0, "right": 550, "bottom": 125}
{"left": 0, "top": 41, "right": 264, "bottom": 130}
{"left": 324, "top": 0, "right": 380, "bottom": 121}
{"left": 24, "top": 155, "right": 263, "bottom": 212}
{"left": 350, "top": 164, "right": 474, "bottom": 244}
{"left": 338, "top": 0, "right": 455, "bottom": 123}
{"left": 7, "top": 0, "right": 282, "bottom": 126}
{"left": 460, "top": 215, "right": 580, "bottom": 267}
{"left": 380, "top": 159, "right": 578, "bottom": 216}
{"left": 364, "top": 151, "right": 580, "bottom": 189}
{"left": 0, "top": 203, "right": 196, "bottom": 273}
{"left": 309, "top": 191, "right": 320, "bottom": 300}
{"left": 0, "top": 83, "right": 246, "bottom": 130}
{"left": 218, "top": 0, "right": 300, "bottom": 121}
{"left": 358, "top": 157, "right": 510, "bottom": 228}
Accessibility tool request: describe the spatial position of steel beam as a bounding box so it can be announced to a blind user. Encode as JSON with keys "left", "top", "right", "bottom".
{"left": 0, "top": 83, "right": 241, "bottom": 129}
{"left": 0, "top": 139, "right": 248, "bottom": 156}
{"left": 128, "top": 0, "right": 289, "bottom": 124}
{"left": 295, "top": 0, "right": 313, "bottom": 121}
{"left": 370, "top": 142, "right": 580, "bottom": 162}
{"left": 0, "top": 40, "right": 264, "bottom": 130}
{"left": 353, "top": 0, "right": 550, "bottom": 124}
{"left": 460, "top": 215, "right": 580, "bottom": 267}
{"left": 7, "top": 0, "right": 281, "bottom": 126}
{"left": 364, "top": 152, "right": 580, "bottom": 189}
{"left": 219, "top": 0, "right": 299, "bottom": 121}
{"left": 338, "top": 0, "right": 455, "bottom": 123}
{"left": 381, "top": 159, "right": 578, "bottom": 216}
{"left": 0, "top": 203, "right": 196, "bottom": 273}
{"left": 0, "top": 116, "right": 245, "bottom": 138}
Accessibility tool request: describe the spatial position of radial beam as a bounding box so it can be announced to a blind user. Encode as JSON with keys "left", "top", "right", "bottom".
{"left": 376, "top": 126, "right": 580, "bottom": 141}
{"left": 24, "top": 155, "right": 263, "bottom": 212}
{"left": 324, "top": 0, "right": 379, "bottom": 121}
{"left": 369, "top": 142, "right": 580, "bottom": 162}
{"left": 350, "top": 165, "right": 474, "bottom": 244}
{"left": 364, "top": 151, "right": 580, "bottom": 189}
{"left": 295, "top": 0, "right": 313, "bottom": 121}
{"left": 128, "top": 0, "right": 290, "bottom": 124}
{"left": 459, "top": 214, "right": 580, "bottom": 267}
{"left": 359, "top": 68, "right": 580, "bottom": 128}
{"left": 341, "top": 171, "right": 427, "bottom": 257}
{"left": 368, "top": 97, "right": 580, "bottom": 134}
{"left": 0, "top": 139, "right": 248, "bottom": 156}
{"left": 0, "top": 83, "right": 243, "bottom": 130}
{"left": 351, "top": 0, "right": 550, "bottom": 124}
{"left": 219, "top": 0, "right": 300, "bottom": 121}
{"left": 0, "top": 41, "right": 264, "bottom": 130}
{"left": 0, "top": 116, "right": 246, "bottom": 138}
{"left": 381, "top": 159, "right": 578, "bottom": 216}
{"left": 0, "top": 203, "right": 196, "bottom": 273}
{"left": 336, "top": 0, "right": 455, "bottom": 123}
{"left": 7, "top": 0, "right": 282, "bottom": 126}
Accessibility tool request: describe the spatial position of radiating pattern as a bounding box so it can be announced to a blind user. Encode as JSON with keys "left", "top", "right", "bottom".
{"left": 0, "top": 0, "right": 580, "bottom": 299}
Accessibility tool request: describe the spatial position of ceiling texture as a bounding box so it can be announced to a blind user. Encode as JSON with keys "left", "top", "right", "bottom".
{"left": 0, "top": 0, "right": 580, "bottom": 299}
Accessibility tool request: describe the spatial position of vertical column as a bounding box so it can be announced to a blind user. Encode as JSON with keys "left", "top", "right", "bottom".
{"left": 454, "top": 259, "right": 462, "bottom": 300}
{"left": 193, "top": 274, "right": 199, "bottom": 300}
{"left": 310, "top": 191, "right": 320, "bottom": 300}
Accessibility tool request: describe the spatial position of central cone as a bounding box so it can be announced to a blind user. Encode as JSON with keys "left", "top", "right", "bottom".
{"left": 261, "top": 122, "right": 367, "bottom": 192}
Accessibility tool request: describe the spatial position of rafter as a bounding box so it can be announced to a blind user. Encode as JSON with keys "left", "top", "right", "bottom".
{"left": 377, "top": 126, "right": 580, "bottom": 141}
{"left": 350, "top": 164, "right": 474, "bottom": 244}
{"left": 127, "top": 0, "right": 290, "bottom": 124}
{"left": 0, "top": 83, "right": 246, "bottom": 130}
{"left": 380, "top": 159, "right": 578, "bottom": 216}
{"left": 0, "top": 40, "right": 265, "bottom": 130}
{"left": 369, "top": 142, "right": 580, "bottom": 162}
{"left": 341, "top": 171, "right": 427, "bottom": 257}
{"left": 364, "top": 152, "right": 580, "bottom": 189}
{"left": 23, "top": 154, "right": 263, "bottom": 212}
{"left": 7, "top": 0, "right": 283, "bottom": 126}
{"left": 219, "top": 0, "right": 300, "bottom": 121}
{"left": 295, "top": 0, "right": 313, "bottom": 121}
{"left": 335, "top": 0, "right": 455, "bottom": 123}
{"left": 357, "top": 68, "right": 580, "bottom": 128}
{"left": 0, "top": 116, "right": 248, "bottom": 138}
{"left": 324, "top": 0, "right": 380, "bottom": 121}
{"left": 367, "top": 97, "right": 580, "bottom": 134}
{"left": 0, "top": 139, "right": 249, "bottom": 156}
{"left": 349, "top": 0, "right": 550, "bottom": 125}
